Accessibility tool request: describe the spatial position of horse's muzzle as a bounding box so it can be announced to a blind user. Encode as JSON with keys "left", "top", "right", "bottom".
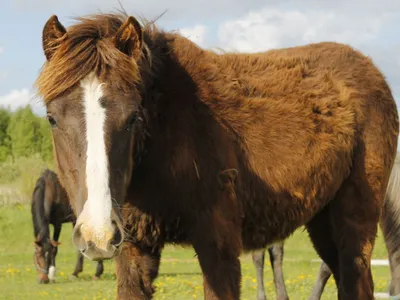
{"left": 81, "top": 242, "right": 117, "bottom": 261}
{"left": 72, "top": 219, "right": 124, "bottom": 260}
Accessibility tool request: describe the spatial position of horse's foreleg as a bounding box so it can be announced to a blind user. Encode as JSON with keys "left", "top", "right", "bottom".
{"left": 116, "top": 242, "right": 162, "bottom": 300}
{"left": 308, "top": 261, "right": 332, "bottom": 300}
{"left": 252, "top": 250, "right": 267, "bottom": 300}
{"left": 71, "top": 221, "right": 84, "bottom": 278}
{"left": 268, "top": 242, "right": 289, "bottom": 300}
{"left": 71, "top": 251, "right": 84, "bottom": 278}
{"left": 190, "top": 207, "right": 242, "bottom": 300}
{"left": 49, "top": 224, "right": 61, "bottom": 282}
{"left": 192, "top": 171, "right": 242, "bottom": 300}
{"left": 94, "top": 260, "right": 104, "bottom": 279}
{"left": 194, "top": 237, "right": 241, "bottom": 300}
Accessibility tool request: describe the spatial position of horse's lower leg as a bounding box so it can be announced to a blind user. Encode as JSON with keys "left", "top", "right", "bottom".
{"left": 380, "top": 210, "right": 400, "bottom": 297}
{"left": 49, "top": 224, "right": 61, "bottom": 282}
{"left": 308, "top": 262, "right": 332, "bottom": 300}
{"left": 94, "top": 260, "right": 104, "bottom": 279}
{"left": 387, "top": 249, "right": 400, "bottom": 297}
{"left": 192, "top": 169, "right": 242, "bottom": 300}
{"left": 194, "top": 239, "right": 241, "bottom": 300}
{"left": 71, "top": 251, "right": 84, "bottom": 277}
{"left": 252, "top": 250, "right": 267, "bottom": 300}
{"left": 331, "top": 178, "right": 379, "bottom": 300}
{"left": 116, "top": 242, "right": 162, "bottom": 300}
{"left": 306, "top": 204, "right": 340, "bottom": 300}
{"left": 71, "top": 222, "right": 84, "bottom": 278}
{"left": 191, "top": 212, "right": 242, "bottom": 300}
{"left": 268, "top": 242, "right": 289, "bottom": 300}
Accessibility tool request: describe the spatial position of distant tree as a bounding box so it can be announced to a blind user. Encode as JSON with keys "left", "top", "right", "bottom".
{"left": 7, "top": 105, "right": 42, "bottom": 159}
{"left": 0, "top": 108, "right": 11, "bottom": 162}
{"left": 38, "top": 117, "right": 53, "bottom": 161}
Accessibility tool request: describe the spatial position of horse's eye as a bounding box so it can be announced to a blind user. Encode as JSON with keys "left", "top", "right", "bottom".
{"left": 46, "top": 114, "right": 57, "bottom": 128}
{"left": 127, "top": 114, "right": 137, "bottom": 131}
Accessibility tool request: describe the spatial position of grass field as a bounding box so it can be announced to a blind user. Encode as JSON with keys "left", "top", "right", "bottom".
{"left": 0, "top": 204, "right": 393, "bottom": 300}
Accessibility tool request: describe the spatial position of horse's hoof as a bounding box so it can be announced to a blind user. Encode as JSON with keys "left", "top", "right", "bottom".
{"left": 38, "top": 278, "right": 50, "bottom": 284}
{"left": 69, "top": 274, "right": 78, "bottom": 280}
{"left": 92, "top": 275, "right": 100, "bottom": 281}
{"left": 49, "top": 279, "right": 56, "bottom": 283}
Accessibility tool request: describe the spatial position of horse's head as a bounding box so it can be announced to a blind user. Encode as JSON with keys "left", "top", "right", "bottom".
{"left": 36, "top": 14, "right": 149, "bottom": 260}
{"left": 33, "top": 239, "right": 60, "bottom": 283}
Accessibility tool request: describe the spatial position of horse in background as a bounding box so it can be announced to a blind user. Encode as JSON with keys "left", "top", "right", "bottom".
{"left": 253, "top": 152, "right": 400, "bottom": 300}
{"left": 31, "top": 169, "right": 104, "bottom": 283}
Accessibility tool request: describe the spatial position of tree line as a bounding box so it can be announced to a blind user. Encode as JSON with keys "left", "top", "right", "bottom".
{"left": 0, "top": 105, "right": 53, "bottom": 163}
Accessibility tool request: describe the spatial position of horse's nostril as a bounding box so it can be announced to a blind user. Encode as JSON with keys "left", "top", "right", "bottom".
{"left": 72, "top": 224, "right": 88, "bottom": 251}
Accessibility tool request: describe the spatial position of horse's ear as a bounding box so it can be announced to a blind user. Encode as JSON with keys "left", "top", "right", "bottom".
{"left": 42, "top": 15, "right": 67, "bottom": 61}
{"left": 114, "top": 16, "right": 143, "bottom": 59}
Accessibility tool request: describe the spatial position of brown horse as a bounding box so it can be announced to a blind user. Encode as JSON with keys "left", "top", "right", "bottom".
{"left": 35, "top": 12, "right": 398, "bottom": 300}
{"left": 32, "top": 169, "right": 105, "bottom": 283}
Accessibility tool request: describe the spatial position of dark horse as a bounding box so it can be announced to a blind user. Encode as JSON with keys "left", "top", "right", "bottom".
{"left": 32, "top": 169, "right": 104, "bottom": 283}
{"left": 35, "top": 12, "right": 398, "bottom": 299}
{"left": 252, "top": 152, "right": 400, "bottom": 300}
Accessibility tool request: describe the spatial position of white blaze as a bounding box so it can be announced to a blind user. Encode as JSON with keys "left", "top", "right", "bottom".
{"left": 81, "top": 73, "right": 112, "bottom": 237}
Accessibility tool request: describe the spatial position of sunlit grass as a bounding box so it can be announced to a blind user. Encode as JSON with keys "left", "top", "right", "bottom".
{"left": 0, "top": 205, "right": 392, "bottom": 299}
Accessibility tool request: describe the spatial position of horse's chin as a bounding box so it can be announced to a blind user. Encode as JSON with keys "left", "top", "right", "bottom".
{"left": 81, "top": 244, "right": 116, "bottom": 261}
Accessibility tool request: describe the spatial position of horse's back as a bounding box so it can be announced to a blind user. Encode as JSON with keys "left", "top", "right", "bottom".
{"left": 40, "top": 169, "right": 73, "bottom": 224}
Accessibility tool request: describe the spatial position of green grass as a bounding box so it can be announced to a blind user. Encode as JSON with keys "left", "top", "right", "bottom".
{"left": 0, "top": 204, "right": 392, "bottom": 299}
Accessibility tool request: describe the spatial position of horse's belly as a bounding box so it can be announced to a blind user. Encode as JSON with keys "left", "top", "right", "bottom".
{"left": 240, "top": 166, "right": 348, "bottom": 251}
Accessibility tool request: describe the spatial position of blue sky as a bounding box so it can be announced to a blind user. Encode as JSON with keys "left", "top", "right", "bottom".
{"left": 1, "top": 0, "right": 400, "bottom": 119}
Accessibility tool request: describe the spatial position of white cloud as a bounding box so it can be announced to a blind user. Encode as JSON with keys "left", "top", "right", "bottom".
{"left": 179, "top": 25, "right": 207, "bottom": 47}
{"left": 0, "top": 89, "right": 45, "bottom": 115}
{"left": 0, "top": 47, "right": 4, "bottom": 55}
{"left": 218, "top": 8, "right": 395, "bottom": 53}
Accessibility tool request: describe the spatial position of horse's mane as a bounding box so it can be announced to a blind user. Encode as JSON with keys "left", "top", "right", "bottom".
{"left": 35, "top": 13, "right": 158, "bottom": 103}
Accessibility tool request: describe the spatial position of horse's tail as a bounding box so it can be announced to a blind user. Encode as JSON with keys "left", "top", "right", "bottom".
{"left": 381, "top": 153, "right": 400, "bottom": 250}
{"left": 31, "top": 170, "right": 51, "bottom": 243}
